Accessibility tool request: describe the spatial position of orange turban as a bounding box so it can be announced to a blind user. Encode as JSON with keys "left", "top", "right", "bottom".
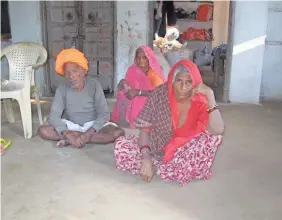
{"left": 55, "top": 48, "right": 88, "bottom": 76}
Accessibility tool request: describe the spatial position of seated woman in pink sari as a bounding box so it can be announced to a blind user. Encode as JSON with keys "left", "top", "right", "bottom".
{"left": 111, "top": 45, "right": 166, "bottom": 127}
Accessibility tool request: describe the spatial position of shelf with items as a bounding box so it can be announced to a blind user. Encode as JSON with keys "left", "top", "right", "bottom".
{"left": 177, "top": 18, "right": 213, "bottom": 22}
{"left": 181, "top": 40, "right": 213, "bottom": 52}
{"left": 175, "top": 0, "right": 214, "bottom": 52}
{"left": 177, "top": 19, "right": 213, "bottom": 33}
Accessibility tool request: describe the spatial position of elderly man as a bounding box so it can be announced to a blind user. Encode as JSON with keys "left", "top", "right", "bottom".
{"left": 38, "top": 48, "right": 125, "bottom": 148}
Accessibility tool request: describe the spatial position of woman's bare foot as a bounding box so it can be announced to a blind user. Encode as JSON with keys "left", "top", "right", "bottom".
{"left": 56, "top": 139, "right": 69, "bottom": 147}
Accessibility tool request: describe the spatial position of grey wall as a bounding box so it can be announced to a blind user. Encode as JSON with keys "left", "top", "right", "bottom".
{"left": 228, "top": 1, "right": 268, "bottom": 104}
{"left": 261, "top": 2, "right": 282, "bottom": 101}
{"left": 8, "top": 1, "right": 45, "bottom": 95}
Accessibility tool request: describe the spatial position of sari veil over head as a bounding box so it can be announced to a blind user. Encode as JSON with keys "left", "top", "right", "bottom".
{"left": 111, "top": 45, "right": 165, "bottom": 128}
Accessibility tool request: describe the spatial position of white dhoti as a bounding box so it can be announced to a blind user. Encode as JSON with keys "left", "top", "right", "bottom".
{"left": 61, "top": 120, "right": 118, "bottom": 132}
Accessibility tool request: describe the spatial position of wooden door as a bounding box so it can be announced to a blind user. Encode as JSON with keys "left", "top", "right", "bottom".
{"left": 81, "top": 1, "right": 114, "bottom": 91}
{"left": 45, "top": 1, "right": 114, "bottom": 93}
{"left": 45, "top": 1, "right": 79, "bottom": 93}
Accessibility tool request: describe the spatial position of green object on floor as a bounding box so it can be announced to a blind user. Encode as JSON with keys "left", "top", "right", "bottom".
{"left": 1, "top": 138, "right": 12, "bottom": 155}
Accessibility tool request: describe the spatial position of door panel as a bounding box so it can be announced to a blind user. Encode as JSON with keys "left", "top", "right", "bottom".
{"left": 97, "top": 43, "right": 113, "bottom": 59}
{"left": 82, "top": 8, "right": 113, "bottom": 24}
{"left": 98, "top": 26, "right": 112, "bottom": 41}
{"left": 45, "top": 1, "right": 114, "bottom": 92}
{"left": 99, "top": 61, "right": 113, "bottom": 75}
{"left": 88, "top": 61, "right": 98, "bottom": 76}
{"left": 84, "top": 42, "right": 98, "bottom": 58}
{"left": 84, "top": 27, "right": 99, "bottom": 42}
{"left": 48, "top": 1, "right": 76, "bottom": 7}
{"left": 46, "top": 1, "right": 79, "bottom": 92}
{"left": 82, "top": 2, "right": 114, "bottom": 90}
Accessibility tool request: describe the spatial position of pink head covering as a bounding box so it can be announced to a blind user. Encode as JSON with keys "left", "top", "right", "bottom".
{"left": 111, "top": 45, "right": 166, "bottom": 127}
{"left": 126, "top": 45, "right": 165, "bottom": 90}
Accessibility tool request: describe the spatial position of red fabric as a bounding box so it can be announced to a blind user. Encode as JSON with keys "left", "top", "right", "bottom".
{"left": 197, "top": 4, "right": 213, "bottom": 21}
{"left": 163, "top": 60, "right": 209, "bottom": 162}
{"left": 184, "top": 27, "right": 207, "bottom": 41}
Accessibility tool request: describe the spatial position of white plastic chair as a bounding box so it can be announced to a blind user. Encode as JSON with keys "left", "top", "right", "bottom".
{"left": 1, "top": 42, "right": 47, "bottom": 139}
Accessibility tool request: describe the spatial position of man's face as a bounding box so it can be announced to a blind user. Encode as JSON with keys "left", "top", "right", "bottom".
{"left": 172, "top": 72, "right": 193, "bottom": 101}
{"left": 64, "top": 62, "right": 86, "bottom": 90}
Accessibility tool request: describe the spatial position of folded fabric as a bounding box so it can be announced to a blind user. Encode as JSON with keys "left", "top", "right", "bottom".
{"left": 61, "top": 119, "right": 94, "bottom": 133}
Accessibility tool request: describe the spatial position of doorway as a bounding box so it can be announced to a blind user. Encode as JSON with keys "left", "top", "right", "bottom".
{"left": 151, "top": 1, "right": 233, "bottom": 102}
{"left": 43, "top": 1, "right": 115, "bottom": 94}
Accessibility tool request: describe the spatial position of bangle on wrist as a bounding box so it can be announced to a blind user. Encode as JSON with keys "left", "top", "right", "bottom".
{"left": 140, "top": 145, "right": 152, "bottom": 160}
{"left": 207, "top": 105, "right": 219, "bottom": 113}
{"left": 140, "top": 145, "right": 151, "bottom": 152}
{"left": 138, "top": 90, "right": 142, "bottom": 96}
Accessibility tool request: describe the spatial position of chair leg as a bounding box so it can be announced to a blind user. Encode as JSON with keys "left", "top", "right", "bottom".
{"left": 3, "top": 99, "right": 15, "bottom": 123}
{"left": 18, "top": 96, "right": 32, "bottom": 139}
{"left": 33, "top": 87, "right": 43, "bottom": 125}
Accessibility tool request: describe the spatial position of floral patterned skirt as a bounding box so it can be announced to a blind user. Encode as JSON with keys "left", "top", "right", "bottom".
{"left": 114, "top": 132, "right": 222, "bottom": 185}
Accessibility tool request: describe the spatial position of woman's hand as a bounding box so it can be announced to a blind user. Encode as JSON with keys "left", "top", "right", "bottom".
{"left": 117, "top": 79, "right": 127, "bottom": 90}
{"left": 192, "top": 83, "right": 213, "bottom": 96}
{"left": 126, "top": 89, "right": 139, "bottom": 100}
{"left": 194, "top": 84, "right": 224, "bottom": 134}
{"left": 193, "top": 83, "right": 216, "bottom": 106}
{"left": 140, "top": 158, "right": 154, "bottom": 182}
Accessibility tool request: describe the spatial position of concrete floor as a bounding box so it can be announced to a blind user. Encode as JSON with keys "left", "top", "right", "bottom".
{"left": 1, "top": 100, "right": 282, "bottom": 220}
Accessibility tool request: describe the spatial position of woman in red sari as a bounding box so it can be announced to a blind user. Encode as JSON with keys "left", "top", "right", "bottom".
{"left": 114, "top": 60, "right": 224, "bottom": 185}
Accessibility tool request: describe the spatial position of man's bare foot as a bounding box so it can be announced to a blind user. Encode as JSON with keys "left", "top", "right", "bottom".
{"left": 56, "top": 139, "right": 69, "bottom": 147}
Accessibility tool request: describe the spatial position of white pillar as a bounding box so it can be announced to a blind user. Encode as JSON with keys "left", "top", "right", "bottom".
{"left": 261, "top": 2, "right": 282, "bottom": 101}
{"left": 228, "top": 1, "right": 268, "bottom": 104}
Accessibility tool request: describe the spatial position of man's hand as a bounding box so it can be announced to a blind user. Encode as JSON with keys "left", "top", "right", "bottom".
{"left": 140, "top": 158, "right": 154, "bottom": 182}
{"left": 63, "top": 130, "right": 81, "bottom": 147}
{"left": 126, "top": 89, "right": 139, "bottom": 100}
{"left": 75, "top": 128, "right": 95, "bottom": 148}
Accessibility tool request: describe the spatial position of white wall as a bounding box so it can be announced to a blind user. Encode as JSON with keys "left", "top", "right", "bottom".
{"left": 261, "top": 2, "right": 282, "bottom": 101}
{"left": 228, "top": 1, "right": 268, "bottom": 104}
{"left": 114, "top": 1, "right": 151, "bottom": 85}
{"left": 8, "top": 0, "right": 45, "bottom": 95}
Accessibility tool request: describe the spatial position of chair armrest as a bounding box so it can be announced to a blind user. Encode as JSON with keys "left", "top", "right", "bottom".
{"left": 32, "top": 62, "right": 45, "bottom": 69}
{"left": 32, "top": 49, "right": 48, "bottom": 69}
{"left": 24, "top": 66, "right": 33, "bottom": 88}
